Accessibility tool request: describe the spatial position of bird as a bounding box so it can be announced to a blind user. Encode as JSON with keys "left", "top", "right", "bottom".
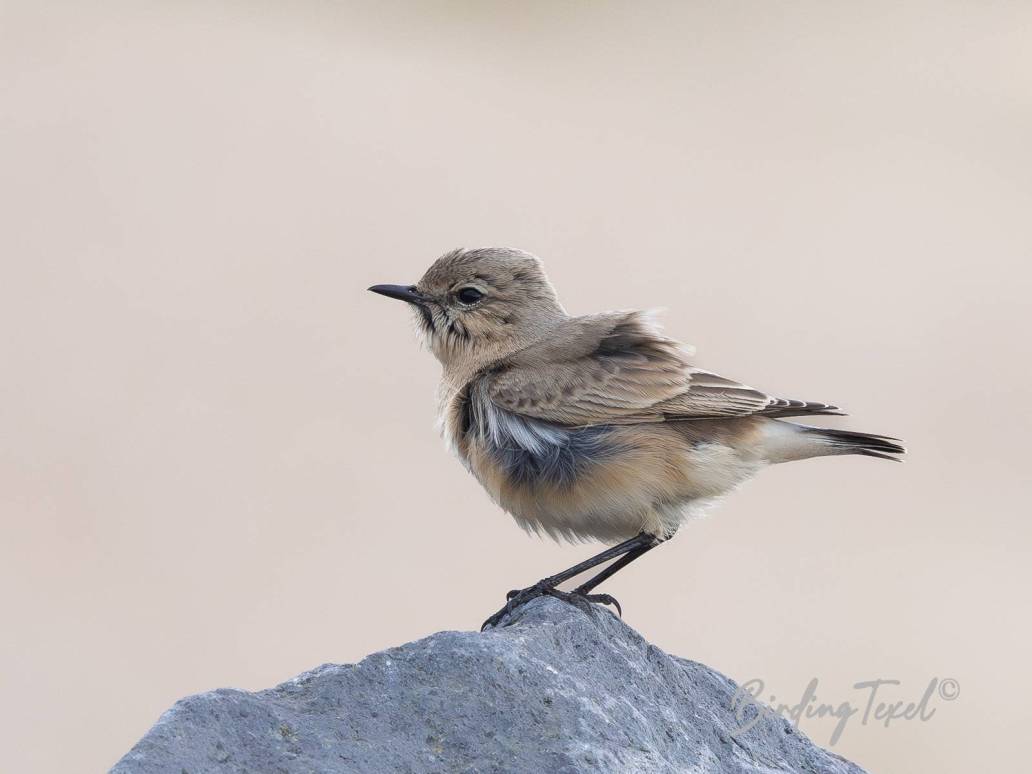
{"left": 369, "top": 247, "right": 904, "bottom": 630}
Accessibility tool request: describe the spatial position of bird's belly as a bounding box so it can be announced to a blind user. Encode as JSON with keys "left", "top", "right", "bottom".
{"left": 460, "top": 420, "right": 762, "bottom": 543}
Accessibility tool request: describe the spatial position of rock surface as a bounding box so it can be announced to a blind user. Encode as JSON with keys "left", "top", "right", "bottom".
{"left": 112, "top": 597, "right": 866, "bottom": 773}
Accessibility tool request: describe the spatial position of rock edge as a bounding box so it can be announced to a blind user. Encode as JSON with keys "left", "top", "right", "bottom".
{"left": 112, "top": 597, "right": 867, "bottom": 773}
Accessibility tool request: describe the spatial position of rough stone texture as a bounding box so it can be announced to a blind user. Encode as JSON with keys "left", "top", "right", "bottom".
{"left": 112, "top": 597, "right": 867, "bottom": 773}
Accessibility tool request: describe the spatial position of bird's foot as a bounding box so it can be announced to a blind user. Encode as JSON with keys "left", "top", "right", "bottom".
{"left": 551, "top": 588, "right": 623, "bottom": 618}
{"left": 480, "top": 583, "right": 623, "bottom": 631}
{"left": 480, "top": 581, "right": 549, "bottom": 631}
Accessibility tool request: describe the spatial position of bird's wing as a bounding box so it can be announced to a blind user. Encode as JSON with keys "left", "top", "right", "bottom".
{"left": 486, "top": 311, "right": 840, "bottom": 426}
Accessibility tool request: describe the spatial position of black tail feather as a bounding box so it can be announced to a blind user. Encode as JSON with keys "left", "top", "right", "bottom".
{"left": 806, "top": 427, "right": 906, "bottom": 461}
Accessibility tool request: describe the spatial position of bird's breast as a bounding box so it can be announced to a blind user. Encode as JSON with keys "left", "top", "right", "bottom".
{"left": 441, "top": 382, "right": 739, "bottom": 541}
{"left": 443, "top": 383, "right": 616, "bottom": 486}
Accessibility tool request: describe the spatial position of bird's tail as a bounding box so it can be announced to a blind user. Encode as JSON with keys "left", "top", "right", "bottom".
{"left": 801, "top": 426, "right": 906, "bottom": 462}
{"left": 760, "top": 420, "right": 906, "bottom": 463}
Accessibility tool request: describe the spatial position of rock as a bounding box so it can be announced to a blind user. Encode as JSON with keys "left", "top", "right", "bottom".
{"left": 112, "top": 597, "right": 866, "bottom": 773}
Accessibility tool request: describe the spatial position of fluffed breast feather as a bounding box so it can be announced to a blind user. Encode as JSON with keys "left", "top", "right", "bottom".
{"left": 485, "top": 310, "right": 841, "bottom": 427}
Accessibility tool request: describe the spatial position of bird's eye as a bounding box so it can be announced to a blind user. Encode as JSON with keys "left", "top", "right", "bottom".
{"left": 456, "top": 287, "right": 484, "bottom": 305}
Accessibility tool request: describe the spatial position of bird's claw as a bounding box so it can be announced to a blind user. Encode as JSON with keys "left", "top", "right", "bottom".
{"left": 482, "top": 583, "right": 548, "bottom": 630}
{"left": 480, "top": 584, "right": 623, "bottom": 631}
{"left": 580, "top": 591, "right": 622, "bottom": 617}
{"left": 545, "top": 588, "right": 622, "bottom": 617}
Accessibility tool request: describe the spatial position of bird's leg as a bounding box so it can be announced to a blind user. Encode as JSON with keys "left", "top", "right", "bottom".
{"left": 568, "top": 541, "right": 661, "bottom": 616}
{"left": 480, "top": 532, "right": 657, "bottom": 630}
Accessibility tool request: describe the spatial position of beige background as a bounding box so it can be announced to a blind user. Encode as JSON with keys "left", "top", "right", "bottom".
{"left": 2, "top": 2, "right": 1030, "bottom": 772}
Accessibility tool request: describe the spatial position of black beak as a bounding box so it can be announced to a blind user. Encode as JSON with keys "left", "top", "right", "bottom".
{"left": 368, "top": 284, "right": 425, "bottom": 304}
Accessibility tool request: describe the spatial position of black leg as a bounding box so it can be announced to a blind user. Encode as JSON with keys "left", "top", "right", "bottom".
{"left": 480, "top": 532, "right": 657, "bottom": 630}
{"left": 569, "top": 541, "right": 660, "bottom": 615}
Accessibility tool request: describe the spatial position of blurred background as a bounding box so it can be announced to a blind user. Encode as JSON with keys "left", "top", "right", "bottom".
{"left": 2, "top": 2, "right": 1030, "bottom": 772}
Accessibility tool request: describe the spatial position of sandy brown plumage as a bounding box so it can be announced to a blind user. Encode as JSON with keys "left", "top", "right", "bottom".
{"left": 370, "top": 247, "right": 904, "bottom": 625}
{"left": 485, "top": 310, "right": 843, "bottom": 425}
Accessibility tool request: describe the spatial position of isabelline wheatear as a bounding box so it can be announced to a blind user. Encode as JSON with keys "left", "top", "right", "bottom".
{"left": 370, "top": 248, "right": 904, "bottom": 629}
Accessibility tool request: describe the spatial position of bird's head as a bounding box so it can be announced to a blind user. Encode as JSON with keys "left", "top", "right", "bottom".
{"left": 369, "top": 247, "right": 566, "bottom": 373}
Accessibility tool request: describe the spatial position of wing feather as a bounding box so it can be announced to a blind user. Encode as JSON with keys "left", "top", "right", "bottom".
{"left": 486, "top": 311, "right": 841, "bottom": 426}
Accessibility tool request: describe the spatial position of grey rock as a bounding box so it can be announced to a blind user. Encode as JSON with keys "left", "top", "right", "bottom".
{"left": 112, "top": 597, "right": 867, "bottom": 773}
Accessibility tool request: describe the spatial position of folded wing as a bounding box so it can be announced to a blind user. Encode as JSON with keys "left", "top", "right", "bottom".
{"left": 486, "top": 311, "right": 841, "bottom": 426}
